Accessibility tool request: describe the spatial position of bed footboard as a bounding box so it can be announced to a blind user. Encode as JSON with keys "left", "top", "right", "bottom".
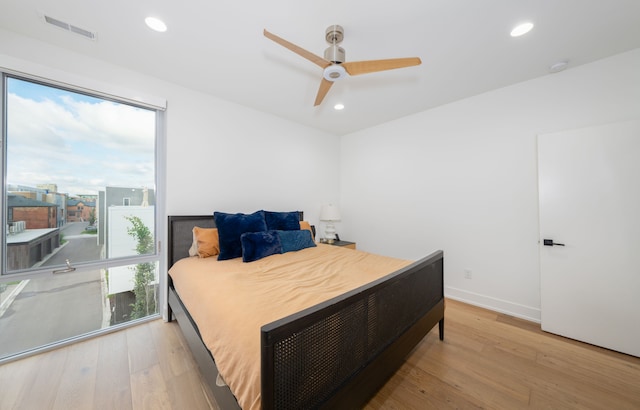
{"left": 261, "top": 250, "right": 444, "bottom": 410}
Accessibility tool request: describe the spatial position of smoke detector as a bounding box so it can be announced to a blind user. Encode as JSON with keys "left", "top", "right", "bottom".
{"left": 548, "top": 60, "right": 569, "bottom": 73}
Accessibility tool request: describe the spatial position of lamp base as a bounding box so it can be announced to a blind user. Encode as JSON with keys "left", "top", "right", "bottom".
{"left": 324, "top": 222, "right": 336, "bottom": 244}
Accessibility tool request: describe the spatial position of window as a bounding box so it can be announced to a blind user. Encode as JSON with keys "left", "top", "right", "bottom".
{"left": 0, "top": 74, "right": 164, "bottom": 362}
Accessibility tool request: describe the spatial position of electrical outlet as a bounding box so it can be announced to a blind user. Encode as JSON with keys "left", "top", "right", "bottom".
{"left": 464, "top": 269, "right": 472, "bottom": 279}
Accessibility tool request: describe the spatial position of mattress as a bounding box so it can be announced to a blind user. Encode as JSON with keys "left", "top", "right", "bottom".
{"left": 168, "top": 243, "right": 410, "bottom": 410}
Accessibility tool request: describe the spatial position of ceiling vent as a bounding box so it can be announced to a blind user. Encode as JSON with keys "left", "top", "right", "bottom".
{"left": 41, "top": 14, "right": 97, "bottom": 41}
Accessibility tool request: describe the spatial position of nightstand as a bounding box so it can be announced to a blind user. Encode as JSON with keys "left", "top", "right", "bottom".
{"left": 329, "top": 240, "right": 356, "bottom": 250}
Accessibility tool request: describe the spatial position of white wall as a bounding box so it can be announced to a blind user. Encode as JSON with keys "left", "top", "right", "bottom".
{"left": 164, "top": 85, "right": 340, "bottom": 221}
{"left": 341, "top": 48, "right": 640, "bottom": 322}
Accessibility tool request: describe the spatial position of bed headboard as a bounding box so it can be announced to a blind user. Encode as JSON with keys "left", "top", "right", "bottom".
{"left": 168, "top": 215, "right": 217, "bottom": 267}
{"left": 167, "top": 212, "right": 306, "bottom": 267}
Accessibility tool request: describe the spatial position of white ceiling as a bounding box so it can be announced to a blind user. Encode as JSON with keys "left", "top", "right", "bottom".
{"left": 1, "top": 0, "right": 639, "bottom": 135}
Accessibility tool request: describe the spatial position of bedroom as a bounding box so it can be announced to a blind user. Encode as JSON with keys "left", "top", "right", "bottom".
{"left": 0, "top": 0, "right": 639, "bottom": 408}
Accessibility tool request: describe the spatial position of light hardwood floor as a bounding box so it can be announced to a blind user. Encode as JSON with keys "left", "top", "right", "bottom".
{"left": 1, "top": 299, "right": 639, "bottom": 409}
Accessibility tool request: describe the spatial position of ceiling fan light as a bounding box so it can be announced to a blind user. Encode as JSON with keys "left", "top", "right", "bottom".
{"left": 323, "top": 65, "right": 347, "bottom": 82}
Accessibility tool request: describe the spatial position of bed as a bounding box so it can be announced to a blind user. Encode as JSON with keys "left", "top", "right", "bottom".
{"left": 167, "top": 214, "right": 444, "bottom": 409}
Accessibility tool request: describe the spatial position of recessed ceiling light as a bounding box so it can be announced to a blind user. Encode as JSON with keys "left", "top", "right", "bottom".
{"left": 334, "top": 103, "right": 345, "bottom": 110}
{"left": 510, "top": 22, "right": 534, "bottom": 37}
{"left": 145, "top": 17, "right": 167, "bottom": 33}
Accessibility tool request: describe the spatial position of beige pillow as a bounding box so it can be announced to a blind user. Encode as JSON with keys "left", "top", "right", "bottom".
{"left": 299, "top": 221, "right": 315, "bottom": 241}
{"left": 189, "top": 227, "right": 220, "bottom": 258}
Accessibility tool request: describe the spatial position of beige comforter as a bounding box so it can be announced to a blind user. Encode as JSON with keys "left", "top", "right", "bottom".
{"left": 168, "top": 243, "right": 410, "bottom": 410}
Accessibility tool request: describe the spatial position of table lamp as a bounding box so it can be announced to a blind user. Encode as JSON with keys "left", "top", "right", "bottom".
{"left": 320, "top": 204, "right": 341, "bottom": 244}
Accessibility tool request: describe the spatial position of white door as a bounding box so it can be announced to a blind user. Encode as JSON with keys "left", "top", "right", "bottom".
{"left": 538, "top": 119, "right": 640, "bottom": 357}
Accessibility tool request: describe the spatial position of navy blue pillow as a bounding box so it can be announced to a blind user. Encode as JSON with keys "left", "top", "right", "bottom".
{"left": 214, "top": 211, "right": 267, "bottom": 260}
{"left": 264, "top": 210, "right": 300, "bottom": 231}
{"left": 278, "top": 230, "right": 316, "bottom": 253}
{"left": 241, "top": 231, "right": 282, "bottom": 263}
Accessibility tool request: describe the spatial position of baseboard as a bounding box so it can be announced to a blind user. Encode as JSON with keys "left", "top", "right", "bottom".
{"left": 445, "top": 286, "right": 541, "bottom": 323}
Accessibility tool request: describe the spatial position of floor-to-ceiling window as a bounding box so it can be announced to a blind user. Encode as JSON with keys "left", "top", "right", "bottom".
{"left": 0, "top": 74, "right": 164, "bottom": 362}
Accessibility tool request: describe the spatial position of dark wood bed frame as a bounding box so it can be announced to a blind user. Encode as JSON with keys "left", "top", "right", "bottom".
{"left": 167, "top": 215, "right": 444, "bottom": 409}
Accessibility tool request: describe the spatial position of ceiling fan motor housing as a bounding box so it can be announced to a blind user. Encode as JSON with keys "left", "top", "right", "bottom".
{"left": 324, "top": 45, "right": 345, "bottom": 63}
{"left": 324, "top": 24, "right": 346, "bottom": 63}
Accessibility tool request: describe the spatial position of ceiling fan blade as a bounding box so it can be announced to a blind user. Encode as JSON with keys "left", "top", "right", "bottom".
{"left": 342, "top": 57, "right": 422, "bottom": 76}
{"left": 314, "top": 78, "right": 334, "bottom": 106}
{"left": 264, "top": 29, "right": 331, "bottom": 69}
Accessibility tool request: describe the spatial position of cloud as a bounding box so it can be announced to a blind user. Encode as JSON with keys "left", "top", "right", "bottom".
{"left": 60, "top": 95, "right": 155, "bottom": 152}
{"left": 7, "top": 90, "right": 156, "bottom": 195}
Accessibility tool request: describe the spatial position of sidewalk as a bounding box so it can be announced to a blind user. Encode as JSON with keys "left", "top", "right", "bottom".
{"left": 0, "top": 280, "right": 29, "bottom": 318}
{"left": 0, "top": 239, "right": 69, "bottom": 317}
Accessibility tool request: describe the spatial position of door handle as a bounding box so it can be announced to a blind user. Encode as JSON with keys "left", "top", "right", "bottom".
{"left": 543, "top": 239, "right": 565, "bottom": 247}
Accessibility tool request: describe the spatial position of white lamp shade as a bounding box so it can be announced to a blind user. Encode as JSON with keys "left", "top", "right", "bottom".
{"left": 320, "top": 204, "right": 341, "bottom": 221}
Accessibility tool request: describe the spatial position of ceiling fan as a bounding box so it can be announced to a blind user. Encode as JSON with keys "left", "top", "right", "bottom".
{"left": 264, "top": 25, "right": 422, "bottom": 106}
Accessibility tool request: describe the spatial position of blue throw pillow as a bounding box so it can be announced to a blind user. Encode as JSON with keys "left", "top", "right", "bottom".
{"left": 241, "top": 231, "right": 283, "bottom": 263}
{"left": 278, "top": 230, "right": 316, "bottom": 253}
{"left": 264, "top": 210, "right": 301, "bottom": 231}
{"left": 214, "top": 211, "right": 267, "bottom": 260}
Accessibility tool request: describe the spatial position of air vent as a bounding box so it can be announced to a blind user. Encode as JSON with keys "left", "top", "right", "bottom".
{"left": 42, "top": 14, "right": 97, "bottom": 41}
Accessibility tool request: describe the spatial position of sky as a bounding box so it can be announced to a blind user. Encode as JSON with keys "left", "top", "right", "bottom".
{"left": 6, "top": 77, "right": 156, "bottom": 196}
